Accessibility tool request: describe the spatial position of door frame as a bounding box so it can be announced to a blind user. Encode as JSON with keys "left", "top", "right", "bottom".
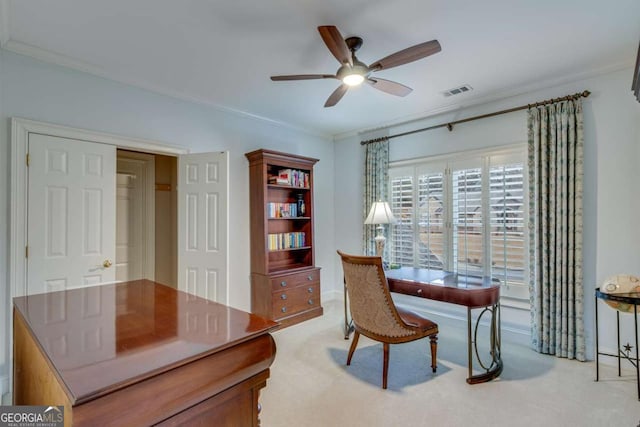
{"left": 10, "top": 117, "right": 188, "bottom": 299}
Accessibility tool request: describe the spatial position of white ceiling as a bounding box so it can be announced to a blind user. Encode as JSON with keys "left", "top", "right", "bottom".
{"left": 1, "top": 0, "right": 639, "bottom": 138}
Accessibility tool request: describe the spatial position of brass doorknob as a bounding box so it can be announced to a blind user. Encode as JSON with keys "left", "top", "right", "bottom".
{"left": 103, "top": 260, "right": 113, "bottom": 268}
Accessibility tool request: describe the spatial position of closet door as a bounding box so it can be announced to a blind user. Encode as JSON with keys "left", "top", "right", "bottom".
{"left": 27, "top": 133, "right": 116, "bottom": 295}
{"left": 177, "top": 151, "right": 229, "bottom": 304}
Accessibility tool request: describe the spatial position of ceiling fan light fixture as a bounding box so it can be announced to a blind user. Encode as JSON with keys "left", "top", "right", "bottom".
{"left": 343, "top": 73, "right": 365, "bottom": 86}
{"left": 338, "top": 61, "right": 368, "bottom": 86}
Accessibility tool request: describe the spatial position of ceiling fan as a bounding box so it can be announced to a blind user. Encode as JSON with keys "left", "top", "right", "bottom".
{"left": 270, "top": 25, "right": 441, "bottom": 107}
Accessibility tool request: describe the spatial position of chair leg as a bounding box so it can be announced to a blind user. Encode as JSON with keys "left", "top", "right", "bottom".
{"left": 430, "top": 335, "right": 438, "bottom": 373}
{"left": 347, "top": 331, "right": 360, "bottom": 366}
{"left": 382, "top": 343, "right": 390, "bottom": 389}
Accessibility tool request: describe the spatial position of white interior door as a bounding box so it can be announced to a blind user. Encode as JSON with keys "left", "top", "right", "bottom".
{"left": 116, "top": 152, "right": 155, "bottom": 282}
{"left": 116, "top": 171, "right": 142, "bottom": 282}
{"left": 27, "top": 133, "right": 116, "bottom": 295}
{"left": 177, "top": 151, "right": 228, "bottom": 303}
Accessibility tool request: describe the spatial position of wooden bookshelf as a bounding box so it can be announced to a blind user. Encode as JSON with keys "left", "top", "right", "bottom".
{"left": 245, "top": 149, "right": 322, "bottom": 328}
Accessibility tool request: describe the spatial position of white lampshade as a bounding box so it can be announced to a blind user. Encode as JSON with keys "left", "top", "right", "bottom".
{"left": 364, "top": 201, "right": 397, "bottom": 225}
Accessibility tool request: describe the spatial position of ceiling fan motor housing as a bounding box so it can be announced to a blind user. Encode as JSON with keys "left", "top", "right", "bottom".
{"left": 336, "top": 37, "right": 369, "bottom": 80}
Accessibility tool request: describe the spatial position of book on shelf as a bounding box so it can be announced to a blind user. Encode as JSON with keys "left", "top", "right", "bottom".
{"left": 272, "top": 168, "right": 310, "bottom": 188}
{"left": 267, "top": 202, "right": 298, "bottom": 218}
{"left": 278, "top": 169, "right": 291, "bottom": 183}
{"left": 268, "top": 176, "right": 289, "bottom": 185}
{"left": 267, "top": 232, "right": 306, "bottom": 251}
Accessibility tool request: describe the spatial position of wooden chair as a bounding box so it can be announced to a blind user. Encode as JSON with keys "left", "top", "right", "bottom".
{"left": 337, "top": 250, "right": 438, "bottom": 389}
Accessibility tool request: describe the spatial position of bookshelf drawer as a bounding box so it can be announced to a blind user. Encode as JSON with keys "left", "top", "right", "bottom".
{"left": 270, "top": 269, "right": 320, "bottom": 291}
{"left": 272, "top": 284, "right": 320, "bottom": 317}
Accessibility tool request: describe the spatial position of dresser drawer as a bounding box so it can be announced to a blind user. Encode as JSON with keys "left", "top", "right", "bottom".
{"left": 270, "top": 269, "right": 320, "bottom": 291}
{"left": 272, "top": 284, "right": 320, "bottom": 318}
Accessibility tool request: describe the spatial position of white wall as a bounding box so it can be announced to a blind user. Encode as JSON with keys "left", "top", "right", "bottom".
{"left": 334, "top": 67, "right": 640, "bottom": 359}
{"left": 0, "top": 47, "right": 8, "bottom": 398}
{"left": 0, "top": 50, "right": 336, "bottom": 396}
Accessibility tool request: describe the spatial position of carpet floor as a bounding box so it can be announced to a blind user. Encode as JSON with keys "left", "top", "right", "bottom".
{"left": 260, "top": 300, "right": 640, "bottom": 427}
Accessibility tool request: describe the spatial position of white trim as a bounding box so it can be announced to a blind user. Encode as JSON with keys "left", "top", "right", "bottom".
{"left": 324, "top": 290, "right": 530, "bottom": 346}
{"left": 9, "top": 117, "right": 189, "bottom": 399}
{"left": 0, "top": 0, "right": 9, "bottom": 47}
{"left": 0, "top": 374, "right": 8, "bottom": 400}
{"left": 334, "top": 60, "right": 634, "bottom": 142}
{"left": 388, "top": 145, "right": 529, "bottom": 300}
{"left": 9, "top": 118, "right": 28, "bottom": 300}
{"left": 2, "top": 40, "right": 330, "bottom": 140}
{"left": 10, "top": 117, "right": 186, "bottom": 297}
{"left": 391, "top": 142, "right": 526, "bottom": 168}
{"left": 393, "top": 294, "right": 531, "bottom": 346}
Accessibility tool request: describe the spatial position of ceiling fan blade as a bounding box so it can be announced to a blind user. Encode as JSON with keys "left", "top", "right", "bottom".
{"left": 271, "top": 74, "right": 337, "bottom": 81}
{"left": 367, "top": 78, "right": 413, "bottom": 97}
{"left": 369, "top": 40, "right": 441, "bottom": 71}
{"left": 324, "top": 84, "right": 349, "bottom": 107}
{"left": 318, "top": 26, "right": 353, "bottom": 66}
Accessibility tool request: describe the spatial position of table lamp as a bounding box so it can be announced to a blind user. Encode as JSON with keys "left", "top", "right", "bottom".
{"left": 364, "top": 201, "right": 397, "bottom": 258}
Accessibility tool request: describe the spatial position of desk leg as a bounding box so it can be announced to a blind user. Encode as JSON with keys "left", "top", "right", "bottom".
{"left": 466, "top": 303, "right": 503, "bottom": 385}
{"left": 617, "top": 310, "right": 621, "bottom": 377}
{"left": 635, "top": 304, "right": 639, "bottom": 400}
{"left": 595, "top": 294, "right": 599, "bottom": 382}
{"left": 467, "top": 307, "right": 473, "bottom": 381}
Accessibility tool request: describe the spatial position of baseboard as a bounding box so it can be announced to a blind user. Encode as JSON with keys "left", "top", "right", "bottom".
{"left": 395, "top": 294, "right": 531, "bottom": 347}
{"left": 594, "top": 346, "right": 640, "bottom": 371}
{"left": 323, "top": 289, "right": 531, "bottom": 347}
{"left": 0, "top": 374, "right": 8, "bottom": 403}
{"left": 322, "top": 289, "right": 343, "bottom": 303}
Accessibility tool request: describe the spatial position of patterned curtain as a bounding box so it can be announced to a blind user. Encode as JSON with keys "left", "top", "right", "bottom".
{"left": 362, "top": 139, "right": 390, "bottom": 256}
{"left": 527, "top": 99, "right": 585, "bottom": 361}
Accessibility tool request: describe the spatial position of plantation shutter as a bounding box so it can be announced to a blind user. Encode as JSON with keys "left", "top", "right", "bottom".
{"left": 451, "top": 166, "right": 484, "bottom": 276}
{"left": 416, "top": 172, "right": 445, "bottom": 270}
{"left": 389, "top": 170, "right": 414, "bottom": 266}
{"left": 489, "top": 158, "right": 528, "bottom": 299}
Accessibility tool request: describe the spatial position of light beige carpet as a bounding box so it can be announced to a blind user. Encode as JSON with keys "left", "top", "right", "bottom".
{"left": 260, "top": 300, "right": 639, "bottom": 427}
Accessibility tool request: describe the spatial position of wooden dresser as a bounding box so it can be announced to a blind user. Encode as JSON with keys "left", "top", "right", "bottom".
{"left": 13, "top": 280, "right": 278, "bottom": 426}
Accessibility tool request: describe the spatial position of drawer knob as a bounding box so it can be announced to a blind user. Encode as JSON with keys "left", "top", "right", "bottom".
{"left": 281, "top": 307, "right": 287, "bottom": 313}
{"left": 308, "top": 299, "right": 314, "bottom": 305}
{"left": 308, "top": 287, "right": 313, "bottom": 293}
{"left": 281, "top": 294, "right": 287, "bottom": 300}
{"left": 417, "top": 289, "right": 423, "bottom": 294}
{"left": 307, "top": 275, "right": 313, "bottom": 281}
{"left": 280, "top": 281, "right": 287, "bottom": 287}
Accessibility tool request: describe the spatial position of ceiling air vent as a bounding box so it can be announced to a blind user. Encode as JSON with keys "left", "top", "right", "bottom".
{"left": 442, "top": 84, "right": 473, "bottom": 97}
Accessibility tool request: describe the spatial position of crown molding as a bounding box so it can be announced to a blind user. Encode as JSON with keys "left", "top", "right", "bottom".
{"left": 333, "top": 59, "right": 635, "bottom": 142}
{"left": 2, "top": 39, "right": 331, "bottom": 140}
{"left": 2, "top": 33, "right": 633, "bottom": 143}
{"left": 0, "top": 0, "right": 9, "bottom": 47}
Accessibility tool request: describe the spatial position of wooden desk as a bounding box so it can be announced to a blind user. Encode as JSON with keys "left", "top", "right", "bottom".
{"left": 13, "top": 280, "right": 278, "bottom": 426}
{"left": 344, "top": 267, "right": 502, "bottom": 384}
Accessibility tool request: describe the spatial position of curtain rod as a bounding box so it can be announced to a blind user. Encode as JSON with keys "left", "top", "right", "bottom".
{"left": 360, "top": 90, "right": 591, "bottom": 146}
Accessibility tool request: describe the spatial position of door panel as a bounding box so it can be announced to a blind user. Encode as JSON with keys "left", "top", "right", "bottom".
{"left": 27, "top": 133, "right": 116, "bottom": 295}
{"left": 178, "top": 152, "right": 228, "bottom": 303}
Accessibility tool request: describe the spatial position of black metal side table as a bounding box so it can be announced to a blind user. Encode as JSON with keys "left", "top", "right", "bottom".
{"left": 595, "top": 287, "right": 640, "bottom": 400}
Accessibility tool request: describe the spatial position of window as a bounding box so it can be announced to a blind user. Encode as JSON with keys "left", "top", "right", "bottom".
{"left": 388, "top": 148, "right": 528, "bottom": 300}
